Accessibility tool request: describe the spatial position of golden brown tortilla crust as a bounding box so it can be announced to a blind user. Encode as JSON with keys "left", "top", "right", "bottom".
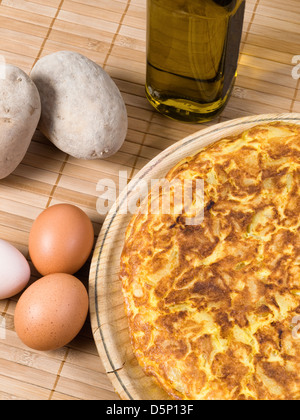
{"left": 120, "top": 122, "right": 300, "bottom": 400}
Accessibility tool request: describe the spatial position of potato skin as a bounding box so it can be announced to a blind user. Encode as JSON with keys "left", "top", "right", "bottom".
{"left": 0, "top": 65, "right": 41, "bottom": 179}
{"left": 30, "top": 51, "right": 128, "bottom": 160}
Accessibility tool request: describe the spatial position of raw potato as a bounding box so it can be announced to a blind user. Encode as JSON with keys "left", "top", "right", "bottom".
{"left": 0, "top": 64, "right": 41, "bottom": 179}
{"left": 30, "top": 51, "right": 128, "bottom": 160}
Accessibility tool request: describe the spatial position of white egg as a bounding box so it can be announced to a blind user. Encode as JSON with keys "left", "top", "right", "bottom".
{"left": 0, "top": 239, "right": 31, "bottom": 299}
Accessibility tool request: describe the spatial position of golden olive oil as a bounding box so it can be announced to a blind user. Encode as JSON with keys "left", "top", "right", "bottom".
{"left": 146, "top": 0, "right": 245, "bottom": 123}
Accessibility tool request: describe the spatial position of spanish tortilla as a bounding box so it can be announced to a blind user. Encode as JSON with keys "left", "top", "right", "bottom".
{"left": 120, "top": 122, "right": 300, "bottom": 400}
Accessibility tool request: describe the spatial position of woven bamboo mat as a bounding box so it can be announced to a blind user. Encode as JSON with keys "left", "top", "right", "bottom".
{"left": 0, "top": 0, "right": 299, "bottom": 401}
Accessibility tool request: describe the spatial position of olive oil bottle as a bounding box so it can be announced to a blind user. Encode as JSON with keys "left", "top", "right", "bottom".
{"left": 146, "top": 0, "right": 245, "bottom": 123}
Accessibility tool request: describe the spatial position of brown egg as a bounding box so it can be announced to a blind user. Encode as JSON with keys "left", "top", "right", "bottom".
{"left": 14, "top": 273, "right": 89, "bottom": 351}
{"left": 29, "top": 204, "right": 94, "bottom": 276}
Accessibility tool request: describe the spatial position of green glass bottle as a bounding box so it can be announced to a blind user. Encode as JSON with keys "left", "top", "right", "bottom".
{"left": 146, "top": 0, "right": 245, "bottom": 123}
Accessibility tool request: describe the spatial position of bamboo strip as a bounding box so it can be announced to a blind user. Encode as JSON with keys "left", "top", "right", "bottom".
{"left": 0, "top": 0, "right": 299, "bottom": 401}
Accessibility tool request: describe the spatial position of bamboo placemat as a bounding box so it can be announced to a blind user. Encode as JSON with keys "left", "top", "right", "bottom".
{"left": 0, "top": 0, "right": 299, "bottom": 401}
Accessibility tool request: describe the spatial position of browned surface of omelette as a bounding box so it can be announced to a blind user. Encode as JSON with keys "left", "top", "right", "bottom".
{"left": 120, "top": 122, "right": 300, "bottom": 400}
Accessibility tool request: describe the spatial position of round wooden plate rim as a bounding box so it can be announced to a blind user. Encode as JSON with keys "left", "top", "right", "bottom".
{"left": 89, "top": 113, "right": 300, "bottom": 400}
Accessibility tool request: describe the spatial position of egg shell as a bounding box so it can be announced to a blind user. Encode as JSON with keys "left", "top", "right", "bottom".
{"left": 14, "top": 273, "right": 89, "bottom": 351}
{"left": 0, "top": 239, "right": 31, "bottom": 300}
{"left": 29, "top": 204, "right": 94, "bottom": 276}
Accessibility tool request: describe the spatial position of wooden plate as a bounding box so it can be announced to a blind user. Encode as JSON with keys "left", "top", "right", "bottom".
{"left": 89, "top": 113, "right": 300, "bottom": 400}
